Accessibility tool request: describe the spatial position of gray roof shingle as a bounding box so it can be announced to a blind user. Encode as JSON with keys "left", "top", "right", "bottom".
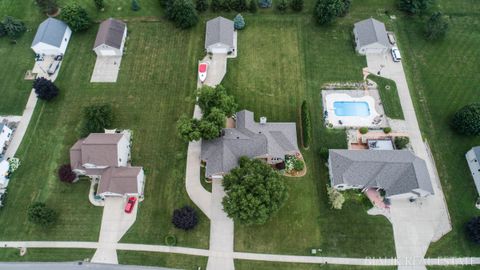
{"left": 201, "top": 110, "right": 299, "bottom": 177}
{"left": 205, "top": 17, "right": 234, "bottom": 49}
{"left": 353, "top": 18, "right": 389, "bottom": 49}
{"left": 32, "top": 18, "right": 69, "bottom": 48}
{"left": 94, "top": 18, "right": 126, "bottom": 49}
{"left": 329, "top": 149, "right": 434, "bottom": 197}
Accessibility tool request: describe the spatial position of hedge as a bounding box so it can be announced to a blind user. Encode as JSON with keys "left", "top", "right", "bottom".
{"left": 301, "top": 101, "right": 311, "bottom": 148}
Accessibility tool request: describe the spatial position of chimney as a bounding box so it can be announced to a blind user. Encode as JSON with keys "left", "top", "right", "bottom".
{"left": 260, "top": 117, "right": 267, "bottom": 125}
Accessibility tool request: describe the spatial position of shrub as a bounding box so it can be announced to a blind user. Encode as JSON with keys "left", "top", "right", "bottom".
{"left": 301, "top": 101, "right": 311, "bottom": 148}
{"left": 466, "top": 216, "right": 480, "bottom": 245}
{"left": 195, "top": 0, "right": 209, "bottom": 12}
{"left": 398, "top": 0, "right": 433, "bottom": 15}
{"left": 61, "top": 4, "right": 91, "bottom": 32}
{"left": 338, "top": 0, "right": 351, "bottom": 17}
{"left": 290, "top": 0, "right": 303, "bottom": 11}
{"left": 234, "top": 0, "right": 248, "bottom": 11}
{"left": 33, "top": 78, "right": 59, "bottom": 101}
{"left": 327, "top": 186, "right": 345, "bottom": 210}
{"left": 319, "top": 147, "right": 329, "bottom": 160}
{"left": 164, "top": 234, "right": 177, "bottom": 246}
{"left": 425, "top": 12, "right": 448, "bottom": 41}
{"left": 167, "top": 0, "right": 199, "bottom": 29}
{"left": 249, "top": 0, "right": 258, "bottom": 12}
{"left": 82, "top": 104, "right": 114, "bottom": 136}
{"left": 359, "top": 127, "right": 369, "bottom": 134}
{"left": 172, "top": 206, "right": 199, "bottom": 230}
{"left": 131, "top": 0, "right": 141, "bottom": 11}
{"left": 223, "top": 158, "right": 288, "bottom": 225}
{"left": 222, "top": 0, "right": 233, "bottom": 11}
{"left": 1, "top": 16, "right": 26, "bottom": 39}
{"left": 313, "top": 0, "right": 343, "bottom": 25}
{"left": 451, "top": 103, "right": 480, "bottom": 136}
{"left": 233, "top": 14, "right": 245, "bottom": 30}
{"left": 94, "top": 0, "right": 105, "bottom": 10}
{"left": 276, "top": 0, "right": 288, "bottom": 12}
{"left": 8, "top": 158, "right": 20, "bottom": 173}
{"left": 58, "top": 164, "right": 76, "bottom": 183}
{"left": 211, "top": 0, "right": 223, "bottom": 11}
{"left": 27, "top": 202, "right": 58, "bottom": 227}
{"left": 394, "top": 136, "right": 410, "bottom": 149}
{"left": 383, "top": 127, "right": 392, "bottom": 134}
{"left": 293, "top": 159, "right": 304, "bottom": 171}
{"left": 285, "top": 155, "right": 303, "bottom": 172}
{"left": 258, "top": 0, "right": 272, "bottom": 8}
{"left": 35, "top": 0, "right": 59, "bottom": 15}
{"left": 0, "top": 24, "right": 5, "bottom": 38}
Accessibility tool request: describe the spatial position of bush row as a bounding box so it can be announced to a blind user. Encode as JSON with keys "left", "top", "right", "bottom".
{"left": 300, "top": 100, "right": 311, "bottom": 148}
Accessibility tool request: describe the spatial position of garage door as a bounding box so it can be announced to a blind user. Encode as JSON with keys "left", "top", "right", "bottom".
{"left": 99, "top": 50, "right": 117, "bottom": 56}
{"left": 211, "top": 47, "right": 228, "bottom": 54}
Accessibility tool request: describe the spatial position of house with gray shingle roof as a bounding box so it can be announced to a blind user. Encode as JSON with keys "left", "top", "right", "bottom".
{"left": 205, "top": 17, "right": 235, "bottom": 54}
{"left": 201, "top": 110, "right": 299, "bottom": 178}
{"left": 31, "top": 18, "right": 72, "bottom": 56}
{"left": 328, "top": 149, "right": 434, "bottom": 198}
{"left": 70, "top": 132, "right": 145, "bottom": 198}
{"left": 466, "top": 147, "right": 480, "bottom": 199}
{"left": 93, "top": 18, "right": 127, "bottom": 56}
{"left": 353, "top": 18, "right": 390, "bottom": 55}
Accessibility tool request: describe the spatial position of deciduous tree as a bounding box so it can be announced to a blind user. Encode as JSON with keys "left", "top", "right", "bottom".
{"left": 82, "top": 104, "right": 114, "bottom": 136}
{"left": 172, "top": 206, "right": 199, "bottom": 230}
{"left": 290, "top": 0, "right": 303, "bottom": 12}
{"left": 398, "top": 0, "right": 433, "bottom": 15}
{"left": 222, "top": 158, "right": 288, "bottom": 225}
{"left": 313, "top": 0, "right": 342, "bottom": 25}
{"left": 249, "top": 0, "right": 258, "bottom": 12}
{"left": 27, "top": 202, "right": 58, "bottom": 227}
{"left": 61, "top": 4, "right": 91, "bottom": 32}
{"left": 466, "top": 216, "right": 480, "bottom": 245}
{"left": 35, "top": 0, "right": 59, "bottom": 15}
{"left": 167, "top": 0, "right": 199, "bottom": 29}
{"left": 451, "top": 103, "right": 480, "bottom": 136}
{"left": 33, "top": 78, "right": 59, "bottom": 101}
{"left": 195, "top": 0, "right": 209, "bottom": 12}
{"left": 424, "top": 12, "right": 448, "bottom": 40}
{"left": 58, "top": 164, "right": 77, "bottom": 183}
{"left": 327, "top": 186, "right": 345, "bottom": 210}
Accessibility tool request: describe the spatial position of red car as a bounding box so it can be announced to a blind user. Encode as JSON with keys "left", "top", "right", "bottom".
{"left": 124, "top": 197, "right": 137, "bottom": 213}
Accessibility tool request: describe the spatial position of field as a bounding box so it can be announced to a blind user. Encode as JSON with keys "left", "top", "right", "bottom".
{"left": 392, "top": 0, "right": 480, "bottom": 256}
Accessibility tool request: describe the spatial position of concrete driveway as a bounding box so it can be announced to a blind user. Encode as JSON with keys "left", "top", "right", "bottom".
{"left": 366, "top": 52, "right": 451, "bottom": 270}
{"left": 91, "top": 56, "right": 122, "bottom": 83}
{"left": 198, "top": 53, "right": 227, "bottom": 87}
{"left": 91, "top": 197, "right": 138, "bottom": 264}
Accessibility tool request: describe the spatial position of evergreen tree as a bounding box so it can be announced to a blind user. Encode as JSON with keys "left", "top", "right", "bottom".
{"left": 424, "top": 12, "right": 448, "bottom": 40}
{"left": 233, "top": 13, "right": 245, "bottom": 30}
{"left": 131, "top": 0, "right": 141, "bottom": 11}
{"left": 276, "top": 0, "right": 288, "bottom": 12}
{"left": 195, "top": 0, "right": 209, "bottom": 12}
{"left": 290, "top": 0, "right": 303, "bottom": 11}
{"left": 168, "top": 0, "right": 199, "bottom": 29}
{"left": 211, "top": 0, "right": 222, "bottom": 11}
{"left": 249, "top": 0, "right": 258, "bottom": 12}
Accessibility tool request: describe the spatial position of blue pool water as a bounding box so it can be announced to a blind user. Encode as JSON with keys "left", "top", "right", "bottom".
{"left": 334, "top": 101, "right": 370, "bottom": 117}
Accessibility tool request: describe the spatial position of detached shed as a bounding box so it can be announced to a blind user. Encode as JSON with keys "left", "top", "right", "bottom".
{"left": 93, "top": 18, "right": 127, "bottom": 57}
{"left": 205, "top": 17, "right": 235, "bottom": 54}
{"left": 31, "top": 18, "right": 72, "bottom": 56}
{"left": 353, "top": 18, "right": 389, "bottom": 55}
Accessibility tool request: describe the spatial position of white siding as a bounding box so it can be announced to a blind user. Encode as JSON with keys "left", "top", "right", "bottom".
{"left": 31, "top": 27, "right": 72, "bottom": 56}
{"left": 137, "top": 169, "right": 145, "bottom": 196}
{"left": 466, "top": 149, "right": 480, "bottom": 196}
{"left": 207, "top": 42, "right": 232, "bottom": 54}
{"left": 357, "top": 42, "right": 388, "bottom": 55}
{"left": 0, "top": 125, "right": 12, "bottom": 151}
{"left": 117, "top": 134, "right": 129, "bottom": 167}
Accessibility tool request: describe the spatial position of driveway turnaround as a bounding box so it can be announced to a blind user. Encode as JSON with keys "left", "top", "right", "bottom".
{"left": 92, "top": 197, "right": 138, "bottom": 264}
{"left": 366, "top": 52, "right": 451, "bottom": 270}
{"left": 91, "top": 56, "right": 122, "bottom": 82}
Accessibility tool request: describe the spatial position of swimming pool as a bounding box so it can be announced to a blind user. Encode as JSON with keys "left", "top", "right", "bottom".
{"left": 334, "top": 101, "right": 370, "bottom": 117}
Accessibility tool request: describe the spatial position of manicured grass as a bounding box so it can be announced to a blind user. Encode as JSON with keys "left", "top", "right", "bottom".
{"left": 236, "top": 260, "right": 396, "bottom": 270}
{"left": 367, "top": 74, "right": 404, "bottom": 120}
{"left": 0, "top": 248, "right": 94, "bottom": 262}
{"left": 0, "top": 21, "right": 210, "bottom": 247}
{"left": 392, "top": 0, "right": 480, "bottom": 256}
{"left": 222, "top": 7, "right": 395, "bottom": 257}
{"left": 118, "top": 251, "right": 207, "bottom": 269}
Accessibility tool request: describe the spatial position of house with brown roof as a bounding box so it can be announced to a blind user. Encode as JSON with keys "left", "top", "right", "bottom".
{"left": 70, "top": 132, "right": 144, "bottom": 198}
{"left": 93, "top": 18, "right": 127, "bottom": 57}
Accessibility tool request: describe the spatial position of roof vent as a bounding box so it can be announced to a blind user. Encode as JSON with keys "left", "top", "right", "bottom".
{"left": 260, "top": 117, "right": 267, "bottom": 125}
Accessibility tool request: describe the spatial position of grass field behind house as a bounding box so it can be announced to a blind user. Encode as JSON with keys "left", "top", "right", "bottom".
{"left": 392, "top": 0, "right": 480, "bottom": 256}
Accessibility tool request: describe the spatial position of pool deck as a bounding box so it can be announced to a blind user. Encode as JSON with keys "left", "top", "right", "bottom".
{"left": 322, "top": 90, "right": 388, "bottom": 128}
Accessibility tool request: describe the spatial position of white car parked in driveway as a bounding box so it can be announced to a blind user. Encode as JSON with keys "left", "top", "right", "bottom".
{"left": 391, "top": 47, "right": 402, "bottom": 62}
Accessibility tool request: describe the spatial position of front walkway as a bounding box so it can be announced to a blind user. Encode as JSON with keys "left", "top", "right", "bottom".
{"left": 366, "top": 52, "right": 451, "bottom": 270}
{"left": 91, "top": 197, "right": 138, "bottom": 264}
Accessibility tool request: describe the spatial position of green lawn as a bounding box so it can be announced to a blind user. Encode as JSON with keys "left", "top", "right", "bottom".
{"left": 0, "top": 20, "right": 210, "bottom": 247}
{"left": 0, "top": 248, "right": 94, "bottom": 262}
{"left": 236, "top": 260, "right": 396, "bottom": 270}
{"left": 118, "top": 251, "right": 207, "bottom": 269}
{"left": 222, "top": 6, "right": 395, "bottom": 257}
{"left": 367, "top": 74, "right": 404, "bottom": 120}
{"left": 392, "top": 0, "right": 480, "bottom": 256}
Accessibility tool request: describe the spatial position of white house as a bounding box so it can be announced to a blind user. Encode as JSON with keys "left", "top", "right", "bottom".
{"left": 93, "top": 18, "right": 127, "bottom": 57}
{"left": 0, "top": 160, "right": 10, "bottom": 189}
{"left": 353, "top": 18, "right": 390, "bottom": 55}
{"left": 70, "top": 132, "right": 144, "bottom": 198}
{"left": 0, "top": 124, "right": 12, "bottom": 154}
{"left": 466, "top": 147, "right": 480, "bottom": 197}
{"left": 205, "top": 17, "right": 235, "bottom": 54}
{"left": 31, "top": 18, "right": 72, "bottom": 56}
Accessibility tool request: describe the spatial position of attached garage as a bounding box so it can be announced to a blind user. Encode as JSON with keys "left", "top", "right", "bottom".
{"left": 205, "top": 17, "right": 235, "bottom": 55}
{"left": 93, "top": 18, "right": 127, "bottom": 57}
{"left": 353, "top": 18, "right": 390, "bottom": 55}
